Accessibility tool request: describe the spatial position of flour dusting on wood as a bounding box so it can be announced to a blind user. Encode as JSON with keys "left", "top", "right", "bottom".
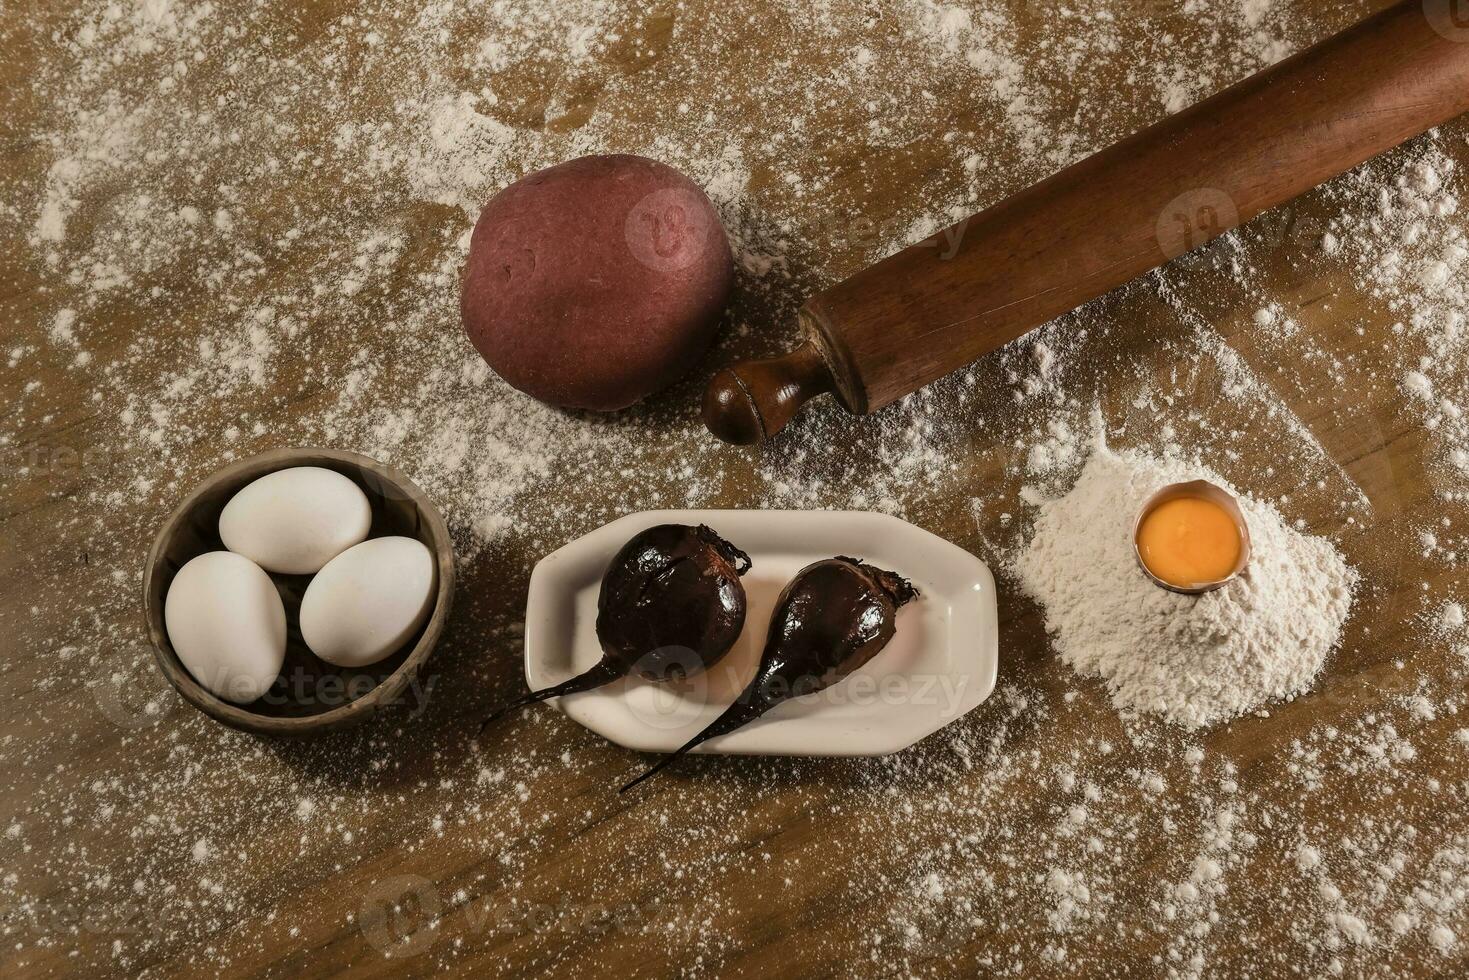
{"left": 2, "top": 0, "right": 1468, "bottom": 976}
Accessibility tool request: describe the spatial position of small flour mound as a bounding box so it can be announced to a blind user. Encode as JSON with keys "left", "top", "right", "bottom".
{"left": 1015, "top": 440, "right": 1357, "bottom": 728}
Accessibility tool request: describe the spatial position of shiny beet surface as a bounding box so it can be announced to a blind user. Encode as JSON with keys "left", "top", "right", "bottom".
{"left": 597, "top": 523, "right": 752, "bottom": 681}
{"left": 622, "top": 555, "right": 916, "bottom": 791}
{"left": 747, "top": 556, "right": 917, "bottom": 698}
{"left": 481, "top": 523, "right": 750, "bottom": 729}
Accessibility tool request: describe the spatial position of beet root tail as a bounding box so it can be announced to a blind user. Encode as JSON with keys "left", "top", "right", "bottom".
{"left": 479, "top": 659, "right": 623, "bottom": 734}
{"left": 619, "top": 697, "right": 772, "bottom": 793}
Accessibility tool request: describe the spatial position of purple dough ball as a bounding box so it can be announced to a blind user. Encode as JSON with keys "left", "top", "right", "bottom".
{"left": 460, "top": 154, "right": 735, "bottom": 411}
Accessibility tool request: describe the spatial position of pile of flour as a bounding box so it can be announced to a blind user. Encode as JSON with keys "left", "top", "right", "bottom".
{"left": 1015, "top": 440, "right": 1357, "bottom": 728}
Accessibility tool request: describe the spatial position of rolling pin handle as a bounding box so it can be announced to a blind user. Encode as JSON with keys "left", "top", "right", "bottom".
{"left": 702, "top": 341, "right": 835, "bottom": 445}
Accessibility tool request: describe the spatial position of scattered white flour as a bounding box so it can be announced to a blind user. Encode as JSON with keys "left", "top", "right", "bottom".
{"left": 1015, "top": 436, "right": 1357, "bottom": 728}
{"left": 49, "top": 309, "right": 77, "bottom": 345}
{"left": 6, "top": 1, "right": 1469, "bottom": 977}
{"left": 1326, "top": 148, "right": 1469, "bottom": 493}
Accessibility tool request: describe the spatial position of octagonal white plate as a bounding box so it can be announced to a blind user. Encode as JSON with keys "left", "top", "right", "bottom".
{"left": 523, "top": 510, "right": 998, "bottom": 756}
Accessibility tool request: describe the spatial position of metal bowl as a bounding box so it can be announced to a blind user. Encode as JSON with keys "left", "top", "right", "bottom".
{"left": 143, "top": 448, "right": 455, "bottom": 736}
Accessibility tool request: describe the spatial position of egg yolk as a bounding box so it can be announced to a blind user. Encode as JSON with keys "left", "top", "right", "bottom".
{"left": 1136, "top": 496, "right": 1241, "bottom": 589}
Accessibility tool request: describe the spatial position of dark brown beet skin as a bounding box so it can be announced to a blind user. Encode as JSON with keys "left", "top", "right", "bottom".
{"left": 621, "top": 556, "right": 917, "bottom": 791}
{"left": 481, "top": 524, "right": 750, "bottom": 729}
{"left": 596, "top": 524, "right": 751, "bottom": 680}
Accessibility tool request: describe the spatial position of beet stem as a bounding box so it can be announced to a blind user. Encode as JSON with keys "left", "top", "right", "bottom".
{"left": 479, "top": 659, "right": 624, "bottom": 733}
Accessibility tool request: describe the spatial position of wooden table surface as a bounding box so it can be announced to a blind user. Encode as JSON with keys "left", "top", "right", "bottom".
{"left": 3, "top": 1, "right": 1468, "bottom": 977}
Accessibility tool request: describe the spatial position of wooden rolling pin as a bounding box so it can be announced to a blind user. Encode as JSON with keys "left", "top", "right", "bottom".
{"left": 703, "top": 0, "right": 1469, "bottom": 445}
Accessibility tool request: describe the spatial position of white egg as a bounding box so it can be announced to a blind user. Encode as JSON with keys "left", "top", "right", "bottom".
{"left": 300, "top": 536, "right": 437, "bottom": 667}
{"left": 164, "top": 551, "right": 286, "bottom": 703}
{"left": 219, "top": 466, "right": 372, "bottom": 574}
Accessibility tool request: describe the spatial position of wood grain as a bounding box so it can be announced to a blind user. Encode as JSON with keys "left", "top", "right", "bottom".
{"left": 722, "top": 0, "right": 1469, "bottom": 437}
{"left": 2, "top": 1, "right": 1467, "bottom": 978}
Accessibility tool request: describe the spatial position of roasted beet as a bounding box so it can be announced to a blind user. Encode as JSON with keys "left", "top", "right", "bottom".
{"left": 596, "top": 524, "right": 751, "bottom": 680}
{"left": 621, "top": 556, "right": 916, "bottom": 791}
{"left": 482, "top": 524, "right": 750, "bottom": 728}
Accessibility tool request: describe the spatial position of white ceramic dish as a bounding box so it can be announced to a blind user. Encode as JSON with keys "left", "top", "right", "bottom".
{"left": 523, "top": 510, "right": 998, "bottom": 756}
